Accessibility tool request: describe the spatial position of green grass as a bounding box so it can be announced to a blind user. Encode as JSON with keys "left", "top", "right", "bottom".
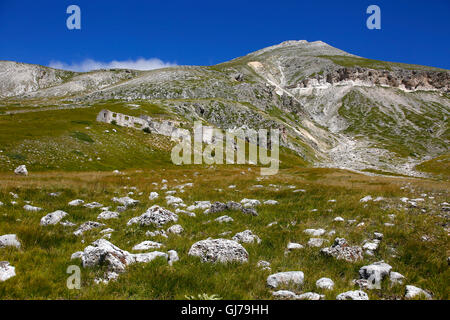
{"left": 0, "top": 167, "right": 448, "bottom": 300}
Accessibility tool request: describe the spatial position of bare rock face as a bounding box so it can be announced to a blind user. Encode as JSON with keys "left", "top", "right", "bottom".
{"left": 127, "top": 205, "right": 178, "bottom": 227}
{"left": 14, "top": 165, "right": 28, "bottom": 176}
{"left": 0, "top": 261, "right": 16, "bottom": 282}
{"left": 298, "top": 67, "right": 450, "bottom": 92}
{"left": 267, "top": 271, "right": 304, "bottom": 289}
{"left": 188, "top": 239, "right": 249, "bottom": 263}
{"left": 320, "top": 238, "right": 363, "bottom": 263}
{"left": 40, "top": 210, "right": 68, "bottom": 226}
{"left": 0, "top": 234, "right": 21, "bottom": 249}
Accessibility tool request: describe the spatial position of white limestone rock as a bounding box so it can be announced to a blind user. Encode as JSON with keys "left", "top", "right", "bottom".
{"left": 97, "top": 211, "right": 119, "bottom": 220}
{"left": 188, "top": 238, "right": 249, "bottom": 263}
{"left": 320, "top": 238, "right": 363, "bottom": 263}
{"left": 405, "top": 285, "right": 432, "bottom": 299}
{"left": 112, "top": 196, "right": 139, "bottom": 207}
{"left": 23, "top": 204, "right": 42, "bottom": 212}
{"left": 0, "top": 234, "right": 21, "bottom": 249}
{"left": 215, "top": 215, "right": 234, "bottom": 223}
{"left": 267, "top": 271, "right": 304, "bottom": 289}
{"left": 149, "top": 192, "right": 159, "bottom": 200}
{"left": 74, "top": 221, "right": 105, "bottom": 236}
{"left": 0, "top": 261, "right": 16, "bottom": 281}
{"left": 390, "top": 271, "right": 405, "bottom": 285}
{"left": 68, "top": 199, "right": 84, "bottom": 206}
{"left": 232, "top": 230, "right": 261, "bottom": 244}
{"left": 167, "top": 224, "right": 184, "bottom": 235}
{"left": 14, "top": 165, "right": 28, "bottom": 176}
{"left": 304, "top": 228, "right": 326, "bottom": 236}
{"left": 40, "top": 210, "right": 68, "bottom": 226}
{"left": 132, "top": 241, "right": 164, "bottom": 251}
{"left": 168, "top": 250, "right": 179, "bottom": 266}
{"left": 127, "top": 205, "right": 178, "bottom": 227}
{"left": 308, "top": 238, "right": 327, "bottom": 247}
{"left": 336, "top": 290, "right": 369, "bottom": 300}
{"left": 316, "top": 277, "right": 334, "bottom": 290}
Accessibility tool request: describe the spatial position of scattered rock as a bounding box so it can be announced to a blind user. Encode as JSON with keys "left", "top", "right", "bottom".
{"left": 14, "top": 165, "right": 28, "bottom": 176}
{"left": 188, "top": 239, "right": 249, "bottom": 263}
{"left": 316, "top": 277, "right": 334, "bottom": 290}
{"left": 167, "top": 224, "right": 184, "bottom": 235}
{"left": 74, "top": 221, "right": 105, "bottom": 236}
{"left": 287, "top": 242, "right": 304, "bottom": 250}
{"left": 97, "top": 211, "right": 119, "bottom": 220}
{"left": 215, "top": 215, "right": 234, "bottom": 223}
{"left": 267, "top": 271, "right": 304, "bottom": 289}
{"left": 168, "top": 250, "right": 179, "bottom": 266}
{"left": 390, "top": 272, "right": 405, "bottom": 285}
{"left": 40, "top": 210, "right": 68, "bottom": 226}
{"left": 149, "top": 192, "right": 159, "bottom": 200}
{"left": 308, "top": 238, "right": 327, "bottom": 247}
{"left": 242, "top": 208, "right": 258, "bottom": 216}
{"left": 320, "top": 238, "right": 363, "bottom": 263}
{"left": 405, "top": 285, "right": 432, "bottom": 300}
{"left": 0, "top": 234, "right": 21, "bottom": 249}
{"left": 296, "top": 292, "right": 324, "bottom": 300}
{"left": 112, "top": 196, "right": 139, "bottom": 207}
{"left": 360, "top": 196, "right": 373, "bottom": 202}
{"left": 84, "top": 202, "right": 103, "bottom": 209}
{"left": 264, "top": 200, "right": 278, "bottom": 205}
{"left": 69, "top": 199, "right": 84, "bottom": 206}
{"left": 336, "top": 290, "right": 369, "bottom": 300}
{"left": 359, "top": 261, "right": 392, "bottom": 289}
{"left": 0, "top": 261, "right": 16, "bottom": 281}
{"left": 272, "top": 290, "right": 298, "bottom": 300}
{"left": 127, "top": 205, "right": 178, "bottom": 227}
{"left": 304, "top": 228, "right": 326, "bottom": 236}
{"left": 209, "top": 202, "right": 228, "bottom": 214}
{"left": 334, "top": 217, "right": 345, "bottom": 222}
{"left": 132, "top": 241, "right": 163, "bottom": 251}
{"left": 23, "top": 204, "right": 42, "bottom": 212}
{"left": 232, "top": 230, "right": 261, "bottom": 244}
{"left": 257, "top": 260, "right": 271, "bottom": 271}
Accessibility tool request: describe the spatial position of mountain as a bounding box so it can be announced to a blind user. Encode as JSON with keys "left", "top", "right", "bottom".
{"left": 0, "top": 40, "right": 449, "bottom": 177}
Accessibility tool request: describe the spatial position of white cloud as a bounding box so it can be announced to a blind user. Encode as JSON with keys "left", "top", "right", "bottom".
{"left": 48, "top": 58, "right": 177, "bottom": 72}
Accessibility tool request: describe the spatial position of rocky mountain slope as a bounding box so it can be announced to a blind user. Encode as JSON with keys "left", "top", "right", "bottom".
{"left": 0, "top": 41, "right": 448, "bottom": 177}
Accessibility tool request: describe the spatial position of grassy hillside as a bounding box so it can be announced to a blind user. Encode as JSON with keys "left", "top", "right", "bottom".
{"left": 0, "top": 167, "right": 448, "bottom": 299}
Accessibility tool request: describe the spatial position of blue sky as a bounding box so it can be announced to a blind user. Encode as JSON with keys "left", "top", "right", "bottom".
{"left": 0, "top": 0, "right": 449, "bottom": 71}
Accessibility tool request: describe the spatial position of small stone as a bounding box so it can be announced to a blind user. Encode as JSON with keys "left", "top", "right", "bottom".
{"left": 267, "top": 271, "right": 304, "bottom": 289}
{"left": 167, "top": 224, "right": 184, "bottom": 234}
{"left": 405, "top": 285, "right": 432, "bottom": 300}
{"left": 40, "top": 210, "right": 68, "bottom": 226}
{"left": 0, "top": 261, "right": 16, "bottom": 281}
{"left": 14, "top": 165, "right": 28, "bottom": 176}
{"left": 0, "top": 234, "right": 21, "bottom": 249}
{"left": 132, "top": 241, "right": 163, "bottom": 251}
{"left": 215, "top": 215, "right": 234, "bottom": 223}
{"left": 232, "top": 230, "right": 261, "bottom": 244}
{"left": 316, "top": 277, "right": 334, "bottom": 290}
{"left": 336, "top": 290, "right": 369, "bottom": 300}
